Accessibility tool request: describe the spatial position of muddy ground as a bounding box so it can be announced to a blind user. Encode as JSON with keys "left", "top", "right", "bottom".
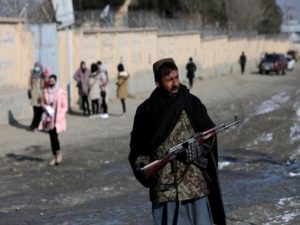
{"left": 0, "top": 65, "right": 300, "bottom": 225}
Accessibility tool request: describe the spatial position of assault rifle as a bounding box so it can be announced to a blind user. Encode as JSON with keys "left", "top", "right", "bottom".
{"left": 141, "top": 116, "right": 242, "bottom": 178}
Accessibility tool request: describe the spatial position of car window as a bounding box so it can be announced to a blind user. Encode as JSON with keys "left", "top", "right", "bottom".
{"left": 264, "top": 54, "right": 279, "bottom": 62}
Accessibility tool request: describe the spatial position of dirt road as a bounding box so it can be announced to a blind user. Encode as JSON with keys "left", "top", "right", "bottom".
{"left": 0, "top": 64, "right": 300, "bottom": 225}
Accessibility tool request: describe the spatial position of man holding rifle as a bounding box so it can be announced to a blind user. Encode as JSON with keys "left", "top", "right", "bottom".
{"left": 129, "top": 58, "right": 226, "bottom": 225}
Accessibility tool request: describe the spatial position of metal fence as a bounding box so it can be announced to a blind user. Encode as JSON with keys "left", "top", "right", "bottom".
{"left": 74, "top": 10, "right": 262, "bottom": 38}
{"left": 0, "top": 0, "right": 54, "bottom": 23}
{"left": 127, "top": 10, "right": 203, "bottom": 31}
{"left": 0, "top": 1, "right": 289, "bottom": 40}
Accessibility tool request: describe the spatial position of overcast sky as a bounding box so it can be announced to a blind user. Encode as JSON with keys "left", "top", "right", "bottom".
{"left": 277, "top": 0, "right": 300, "bottom": 22}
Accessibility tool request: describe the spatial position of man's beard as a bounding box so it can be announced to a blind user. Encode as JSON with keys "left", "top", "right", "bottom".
{"left": 169, "top": 86, "right": 179, "bottom": 96}
{"left": 159, "top": 84, "right": 180, "bottom": 98}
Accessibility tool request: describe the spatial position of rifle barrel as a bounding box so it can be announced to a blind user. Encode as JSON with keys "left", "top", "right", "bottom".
{"left": 202, "top": 124, "right": 225, "bottom": 136}
{"left": 216, "top": 119, "right": 242, "bottom": 133}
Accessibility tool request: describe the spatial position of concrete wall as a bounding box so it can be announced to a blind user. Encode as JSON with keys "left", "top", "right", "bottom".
{"left": 0, "top": 22, "right": 34, "bottom": 88}
{"left": 63, "top": 29, "right": 291, "bottom": 107}
{"left": 0, "top": 20, "right": 293, "bottom": 124}
{"left": 0, "top": 18, "right": 34, "bottom": 125}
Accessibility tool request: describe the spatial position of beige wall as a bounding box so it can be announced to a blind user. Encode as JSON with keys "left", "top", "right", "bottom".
{"left": 0, "top": 22, "right": 34, "bottom": 89}
{"left": 72, "top": 28, "right": 159, "bottom": 79}
{"left": 0, "top": 19, "right": 35, "bottom": 124}
{"left": 0, "top": 21, "right": 293, "bottom": 109}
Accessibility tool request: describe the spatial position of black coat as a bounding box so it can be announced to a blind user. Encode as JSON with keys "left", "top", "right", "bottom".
{"left": 186, "top": 62, "right": 197, "bottom": 78}
{"left": 129, "top": 85, "right": 226, "bottom": 225}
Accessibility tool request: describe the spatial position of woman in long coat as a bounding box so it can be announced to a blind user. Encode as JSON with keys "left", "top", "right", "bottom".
{"left": 73, "top": 61, "right": 90, "bottom": 115}
{"left": 116, "top": 63, "right": 130, "bottom": 116}
{"left": 28, "top": 62, "right": 45, "bottom": 130}
{"left": 89, "top": 63, "right": 100, "bottom": 116}
{"left": 39, "top": 74, "right": 68, "bottom": 166}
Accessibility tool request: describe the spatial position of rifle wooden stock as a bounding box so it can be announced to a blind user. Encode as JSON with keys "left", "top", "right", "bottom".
{"left": 141, "top": 154, "right": 174, "bottom": 178}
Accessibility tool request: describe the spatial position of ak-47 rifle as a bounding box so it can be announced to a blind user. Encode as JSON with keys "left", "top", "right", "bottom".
{"left": 141, "top": 116, "right": 242, "bottom": 178}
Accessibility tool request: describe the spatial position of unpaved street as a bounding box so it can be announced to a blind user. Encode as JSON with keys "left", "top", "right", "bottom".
{"left": 0, "top": 65, "right": 300, "bottom": 225}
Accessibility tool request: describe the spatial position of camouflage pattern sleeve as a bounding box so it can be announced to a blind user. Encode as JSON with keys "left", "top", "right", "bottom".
{"left": 131, "top": 154, "right": 155, "bottom": 188}
{"left": 135, "top": 155, "right": 150, "bottom": 171}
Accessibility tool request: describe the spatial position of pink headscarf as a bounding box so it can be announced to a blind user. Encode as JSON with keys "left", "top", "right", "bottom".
{"left": 43, "top": 67, "right": 52, "bottom": 88}
{"left": 44, "top": 67, "right": 52, "bottom": 78}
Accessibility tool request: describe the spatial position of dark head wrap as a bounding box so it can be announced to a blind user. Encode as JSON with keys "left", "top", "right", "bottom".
{"left": 153, "top": 58, "right": 177, "bottom": 81}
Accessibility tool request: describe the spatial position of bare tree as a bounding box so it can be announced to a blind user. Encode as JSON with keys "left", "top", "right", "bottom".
{"left": 180, "top": 0, "right": 201, "bottom": 14}
{"left": 226, "top": 0, "right": 282, "bottom": 33}
{"left": 226, "top": 0, "right": 266, "bottom": 30}
{"left": 180, "top": 0, "right": 226, "bottom": 26}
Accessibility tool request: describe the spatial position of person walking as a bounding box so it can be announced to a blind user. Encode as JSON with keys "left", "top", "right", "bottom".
{"left": 39, "top": 74, "right": 68, "bottom": 166}
{"left": 73, "top": 61, "right": 91, "bottom": 115}
{"left": 186, "top": 57, "right": 197, "bottom": 89}
{"left": 89, "top": 63, "right": 100, "bottom": 117}
{"left": 129, "top": 58, "right": 226, "bottom": 225}
{"left": 116, "top": 63, "right": 130, "bottom": 116}
{"left": 239, "top": 51, "right": 247, "bottom": 74}
{"left": 28, "top": 62, "right": 45, "bottom": 131}
{"left": 99, "top": 64, "right": 109, "bottom": 118}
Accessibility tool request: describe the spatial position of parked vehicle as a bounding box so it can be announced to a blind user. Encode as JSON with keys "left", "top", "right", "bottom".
{"left": 287, "top": 50, "right": 299, "bottom": 61}
{"left": 258, "top": 53, "right": 287, "bottom": 75}
{"left": 285, "top": 54, "right": 295, "bottom": 70}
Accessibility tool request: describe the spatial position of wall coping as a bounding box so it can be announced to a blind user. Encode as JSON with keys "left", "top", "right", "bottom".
{"left": 202, "top": 35, "right": 228, "bottom": 41}
{"left": 158, "top": 30, "right": 200, "bottom": 37}
{"left": 84, "top": 28, "right": 201, "bottom": 37}
{"left": 0, "top": 17, "right": 25, "bottom": 24}
{"left": 83, "top": 27, "right": 158, "bottom": 35}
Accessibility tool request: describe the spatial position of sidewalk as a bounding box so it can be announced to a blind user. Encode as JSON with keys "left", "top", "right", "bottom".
{"left": 0, "top": 65, "right": 299, "bottom": 158}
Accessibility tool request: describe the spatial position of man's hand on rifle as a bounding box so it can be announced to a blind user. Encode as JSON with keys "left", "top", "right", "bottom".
{"left": 178, "top": 140, "right": 203, "bottom": 163}
{"left": 178, "top": 141, "right": 209, "bottom": 169}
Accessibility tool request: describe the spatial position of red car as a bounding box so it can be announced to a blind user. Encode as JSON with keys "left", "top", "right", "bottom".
{"left": 259, "top": 53, "right": 287, "bottom": 75}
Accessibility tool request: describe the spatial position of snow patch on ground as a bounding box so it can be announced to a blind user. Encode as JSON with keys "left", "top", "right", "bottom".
{"left": 277, "top": 197, "right": 300, "bottom": 208}
{"left": 289, "top": 172, "right": 300, "bottom": 177}
{"left": 260, "top": 133, "right": 273, "bottom": 142}
{"left": 290, "top": 102, "right": 300, "bottom": 143}
{"left": 297, "top": 107, "right": 300, "bottom": 118}
{"left": 293, "top": 101, "right": 300, "bottom": 118}
{"left": 263, "top": 196, "right": 300, "bottom": 224}
{"left": 218, "top": 161, "right": 231, "bottom": 169}
{"left": 101, "top": 186, "right": 114, "bottom": 191}
{"left": 263, "top": 213, "right": 298, "bottom": 224}
{"left": 290, "top": 122, "right": 300, "bottom": 143}
{"left": 290, "top": 148, "right": 300, "bottom": 160}
{"left": 252, "top": 133, "right": 273, "bottom": 145}
{"left": 281, "top": 213, "right": 298, "bottom": 223}
{"left": 254, "top": 92, "right": 289, "bottom": 115}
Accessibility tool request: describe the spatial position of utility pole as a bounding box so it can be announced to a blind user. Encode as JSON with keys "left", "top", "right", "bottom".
{"left": 14, "top": 0, "right": 17, "bottom": 16}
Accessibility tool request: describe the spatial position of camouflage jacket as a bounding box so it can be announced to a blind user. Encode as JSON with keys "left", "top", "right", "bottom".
{"left": 135, "top": 111, "right": 210, "bottom": 202}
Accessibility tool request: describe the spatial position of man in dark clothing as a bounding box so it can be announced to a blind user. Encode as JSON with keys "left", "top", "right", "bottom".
{"left": 129, "top": 58, "right": 226, "bottom": 225}
{"left": 239, "top": 51, "right": 247, "bottom": 74}
{"left": 186, "top": 57, "right": 197, "bottom": 89}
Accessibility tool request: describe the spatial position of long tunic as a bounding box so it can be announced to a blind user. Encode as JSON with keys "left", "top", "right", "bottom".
{"left": 116, "top": 71, "right": 129, "bottom": 99}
